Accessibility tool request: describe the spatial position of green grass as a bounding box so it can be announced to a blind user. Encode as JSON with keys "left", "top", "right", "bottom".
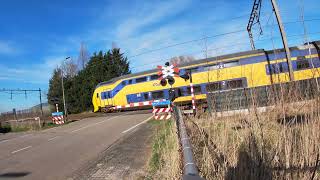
{"left": 148, "top": 119, "right": 173, "bottom": 175}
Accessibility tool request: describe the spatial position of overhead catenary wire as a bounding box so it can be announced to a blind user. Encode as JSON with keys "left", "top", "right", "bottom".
{"left": 0, "top": 88, "right": 44, "bottom": 116}
{"left": 128, "top": 18, "right": 320, "bottom": 59}
{"left": 129, "top": 31, "right": 320, "bottom": 71}
{"left": 79, "top": 18, "right": 320, "bottom": 72}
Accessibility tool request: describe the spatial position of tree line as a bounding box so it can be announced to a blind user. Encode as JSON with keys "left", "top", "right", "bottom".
{"left": 47, "top": 48, "right": 131, "bottom": 114}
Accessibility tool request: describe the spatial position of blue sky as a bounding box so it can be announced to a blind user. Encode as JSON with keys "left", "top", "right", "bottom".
{"left": 0, "top": 0, "right": 319, "bottom": 112}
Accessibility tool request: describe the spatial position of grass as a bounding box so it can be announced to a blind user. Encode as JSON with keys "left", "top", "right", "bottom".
{"left": 0, "top": 118, "right": 79, "bottom": 133}
{"left": 184, "top": 85, "right": 320, "bottom": 180}
{"left": 147, "top": 119, "right": 181, "bottom": 179}
{"left": 1, "top": 123, "right": 41, "bottom": 133}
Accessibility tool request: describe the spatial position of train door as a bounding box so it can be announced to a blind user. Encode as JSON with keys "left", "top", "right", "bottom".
{"left": 95, "top": 92, "right": 101, "bottom": 110}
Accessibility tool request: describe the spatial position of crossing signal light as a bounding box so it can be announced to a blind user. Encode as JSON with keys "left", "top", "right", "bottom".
{"left": 167, "top": 76, "right": 175, "bottom": 85}
{"left": 180, "top": 73, "right": 190, "bottom": 81}
{"left": 160, "top": 78, "right": 167, "bottom": 86}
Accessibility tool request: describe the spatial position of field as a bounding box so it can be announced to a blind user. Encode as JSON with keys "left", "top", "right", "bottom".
{"left": 185, "top": 85, "right": 320, "bottom": 179}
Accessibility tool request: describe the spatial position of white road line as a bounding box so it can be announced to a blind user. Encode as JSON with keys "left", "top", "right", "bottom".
{"left": 71, "top": 115, "right": 122, "bottom": 133}
{"left": 48, "top": 136, "right": 60, "bottom": 141}
{"left": 0, "top": 134, "right": 31, "bottom": 145}
{"left": 20, "top": 134, "right": 31, "bottom": 138}
{"left": 11, "top": 146, "right": 32, "bottom": 154}
{"left": 0, "top": 139, "right": 10, "bottom": 144}
{"left": 122, "top": 116, "right": 153, "bottom": 134}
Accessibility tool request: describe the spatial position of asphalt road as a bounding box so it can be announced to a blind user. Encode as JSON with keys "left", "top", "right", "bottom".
{"left": 0, "top": 112, "right": 152, "bottom": 180}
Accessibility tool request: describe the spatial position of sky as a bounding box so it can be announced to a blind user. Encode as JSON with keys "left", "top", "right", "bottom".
{"left": 0, "top": 0, "right": 319, "bottom": 112}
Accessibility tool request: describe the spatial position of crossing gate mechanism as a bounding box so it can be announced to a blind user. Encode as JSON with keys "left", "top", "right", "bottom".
{"left": 51, "top": 112, "right": 65, "bottom": 125}
{"left": 152, "top": 100, "right": 172, "bottom": 120}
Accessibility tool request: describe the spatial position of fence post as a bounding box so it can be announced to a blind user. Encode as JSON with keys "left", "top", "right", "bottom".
{"left": 13, "top": 108, "right": 17, "bottom": 120}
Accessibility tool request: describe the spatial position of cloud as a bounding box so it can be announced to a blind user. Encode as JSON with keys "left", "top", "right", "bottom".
{"left": 0, "top": 55, "right": 66, "bottom": 84}
{"left": 115, "top": 0, "right": 192, "bottom": 39}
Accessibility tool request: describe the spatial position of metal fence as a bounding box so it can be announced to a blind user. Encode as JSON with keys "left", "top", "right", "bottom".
{"left": 207, "top": 78, "right": 319, "bottom": 112}
{"left": 173, "top": 106, "right": 204, "bottom": 180}
{"left": 0, "top": 108, "right": 41, "bottom": 122}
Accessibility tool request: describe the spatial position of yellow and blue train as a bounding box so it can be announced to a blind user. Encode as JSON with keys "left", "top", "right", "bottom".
{"left": 92, "top": 41, "right": 320, "bottom": 112}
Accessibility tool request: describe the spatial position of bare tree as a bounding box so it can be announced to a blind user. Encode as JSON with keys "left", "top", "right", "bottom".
{"left": 61, "top": 58, "right": 77, "bottom": 78}
{"left": 170, "top": 55, "right": 195, "bottom": 65}
{"left": 77, "top": 42, "right": 89, "bottom": 70}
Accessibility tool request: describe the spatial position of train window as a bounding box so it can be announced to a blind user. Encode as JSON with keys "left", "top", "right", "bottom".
{"left": 179, "top": 88, "right": 186, "bottom": 96}
{"left": 144, "top": 93, "right": 149, "bottom": 100}
{"left": 187, "top": 86, "right": 202, "bottom": 95}
{"left": 121, "top": 81, "right": 126, "bottom": 86}
{"left": 203, "top": 64, "right": 218, "bottom": 71}
{"left": 269, "top": 64, "right": 277, "bottom": 74}
{"left": 279, "top": 63, "right": 284, "bottom": 73}
{"left": 185, "top": 67, "right": 198, "bottom": 73}
{"left": 128, "top": 79, "right": 133, "bottom": 84}
{"left": 206, "top": 82, "right": 222, "bottom": 92}
{"left": 102, "top": 92, "right": 107, "bottom": 99}
{"left": 136, "top": 76, "right": 147, "bottom": 83}
{"left": 175, "top": 88, "right": 182, "bottom": 97}
{"left": 150, "top": 74, "right": 159, "bottom": 80}
{"left": 226, "top": 79, "right": 243, "bottom": 89}
{"left": 297, "top": 57, "right": 310, "bottom": 70}
{"left": 269, "top": 63, "right": 286, "bottom": 74}
{"left": 152, "top": 91, "right": 164, "bottom": 99}
{"left": 223, "top": 60, "right": 239, "bottom": 68}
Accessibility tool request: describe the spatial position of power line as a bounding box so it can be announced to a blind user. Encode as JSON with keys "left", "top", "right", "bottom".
{"left": 79, "top": 18, "right": 320, "bottom": 72}
{"left": 129, "top": 31, "right": 320, "bottom": 71}
{"left": 0, "top": 88, "right": 44, "bottom": 116}
{"left": 128, "top": 29, "right": 246, "bottom": 58}
{"left": 128, "top": 18, "right": 320, "bottom": 59}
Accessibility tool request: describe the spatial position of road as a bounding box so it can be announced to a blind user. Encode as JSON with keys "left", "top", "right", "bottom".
{"left": 0, "top": 112, "right": 152, "bottom": 180}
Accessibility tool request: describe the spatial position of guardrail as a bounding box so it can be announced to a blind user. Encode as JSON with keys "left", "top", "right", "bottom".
{"left": 173, "top": 106, "right": 204, "bottom": 180}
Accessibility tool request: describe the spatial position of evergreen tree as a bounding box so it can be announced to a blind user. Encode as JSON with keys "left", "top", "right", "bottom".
{"left": 47, "top": 68, "right": 63, "bottom": 111}
{"left": 47, "top": 48, "right": 131, "bottom": 113}
{"left": 110, "top": 48, "right": 131, "bottom": 76}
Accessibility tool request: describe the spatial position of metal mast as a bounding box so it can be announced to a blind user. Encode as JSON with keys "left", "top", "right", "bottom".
{"left": 247, "top": 0, "right": 263, "bottom": 50}
{"left": 271, "top": 0, "right": 294, "bottom": 81}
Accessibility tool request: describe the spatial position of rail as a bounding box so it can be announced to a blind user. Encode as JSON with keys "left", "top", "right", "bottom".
{"left": 173, "top": 105, "right": 204, "bottom": 180}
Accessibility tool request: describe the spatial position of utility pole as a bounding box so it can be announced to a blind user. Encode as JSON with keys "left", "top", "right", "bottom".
{"left": 61, "top": 57, "right": 70, "bottom": 120}
{"left": 39, "top": 88, "right": 43, "bottom": 116}
{"left": 271, "top": 0, "right": 294, "bottom": 81}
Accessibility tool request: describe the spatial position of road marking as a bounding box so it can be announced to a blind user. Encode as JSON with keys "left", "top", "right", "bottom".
{"left": 0, "top": 139, "right": 10, "bottom": 144}
{"left": 11, "top": 146, "right": 32, "bottom": 154}
{"left": 0, "top": 134, "right": 31, "bottom": 145}
{"left": 20, "top": 134, "right": 31, "bottom": 138}
{"left": 48, "top": 136, "right": 60, "bottom": 141}
{"left": 71, "top": 115, "right": 122, "bottom": 133}
{"left": 122, "top": 116, "right": 153, "bottom": 134}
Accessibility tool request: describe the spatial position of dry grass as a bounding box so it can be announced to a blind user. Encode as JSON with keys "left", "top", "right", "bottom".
{"left": 186, "top": 84, "right": 320, "bottom": 180}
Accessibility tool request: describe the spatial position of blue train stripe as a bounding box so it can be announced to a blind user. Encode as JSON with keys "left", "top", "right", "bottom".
{"left": 101, "top": 48, "right": 319, "bottom": 99}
